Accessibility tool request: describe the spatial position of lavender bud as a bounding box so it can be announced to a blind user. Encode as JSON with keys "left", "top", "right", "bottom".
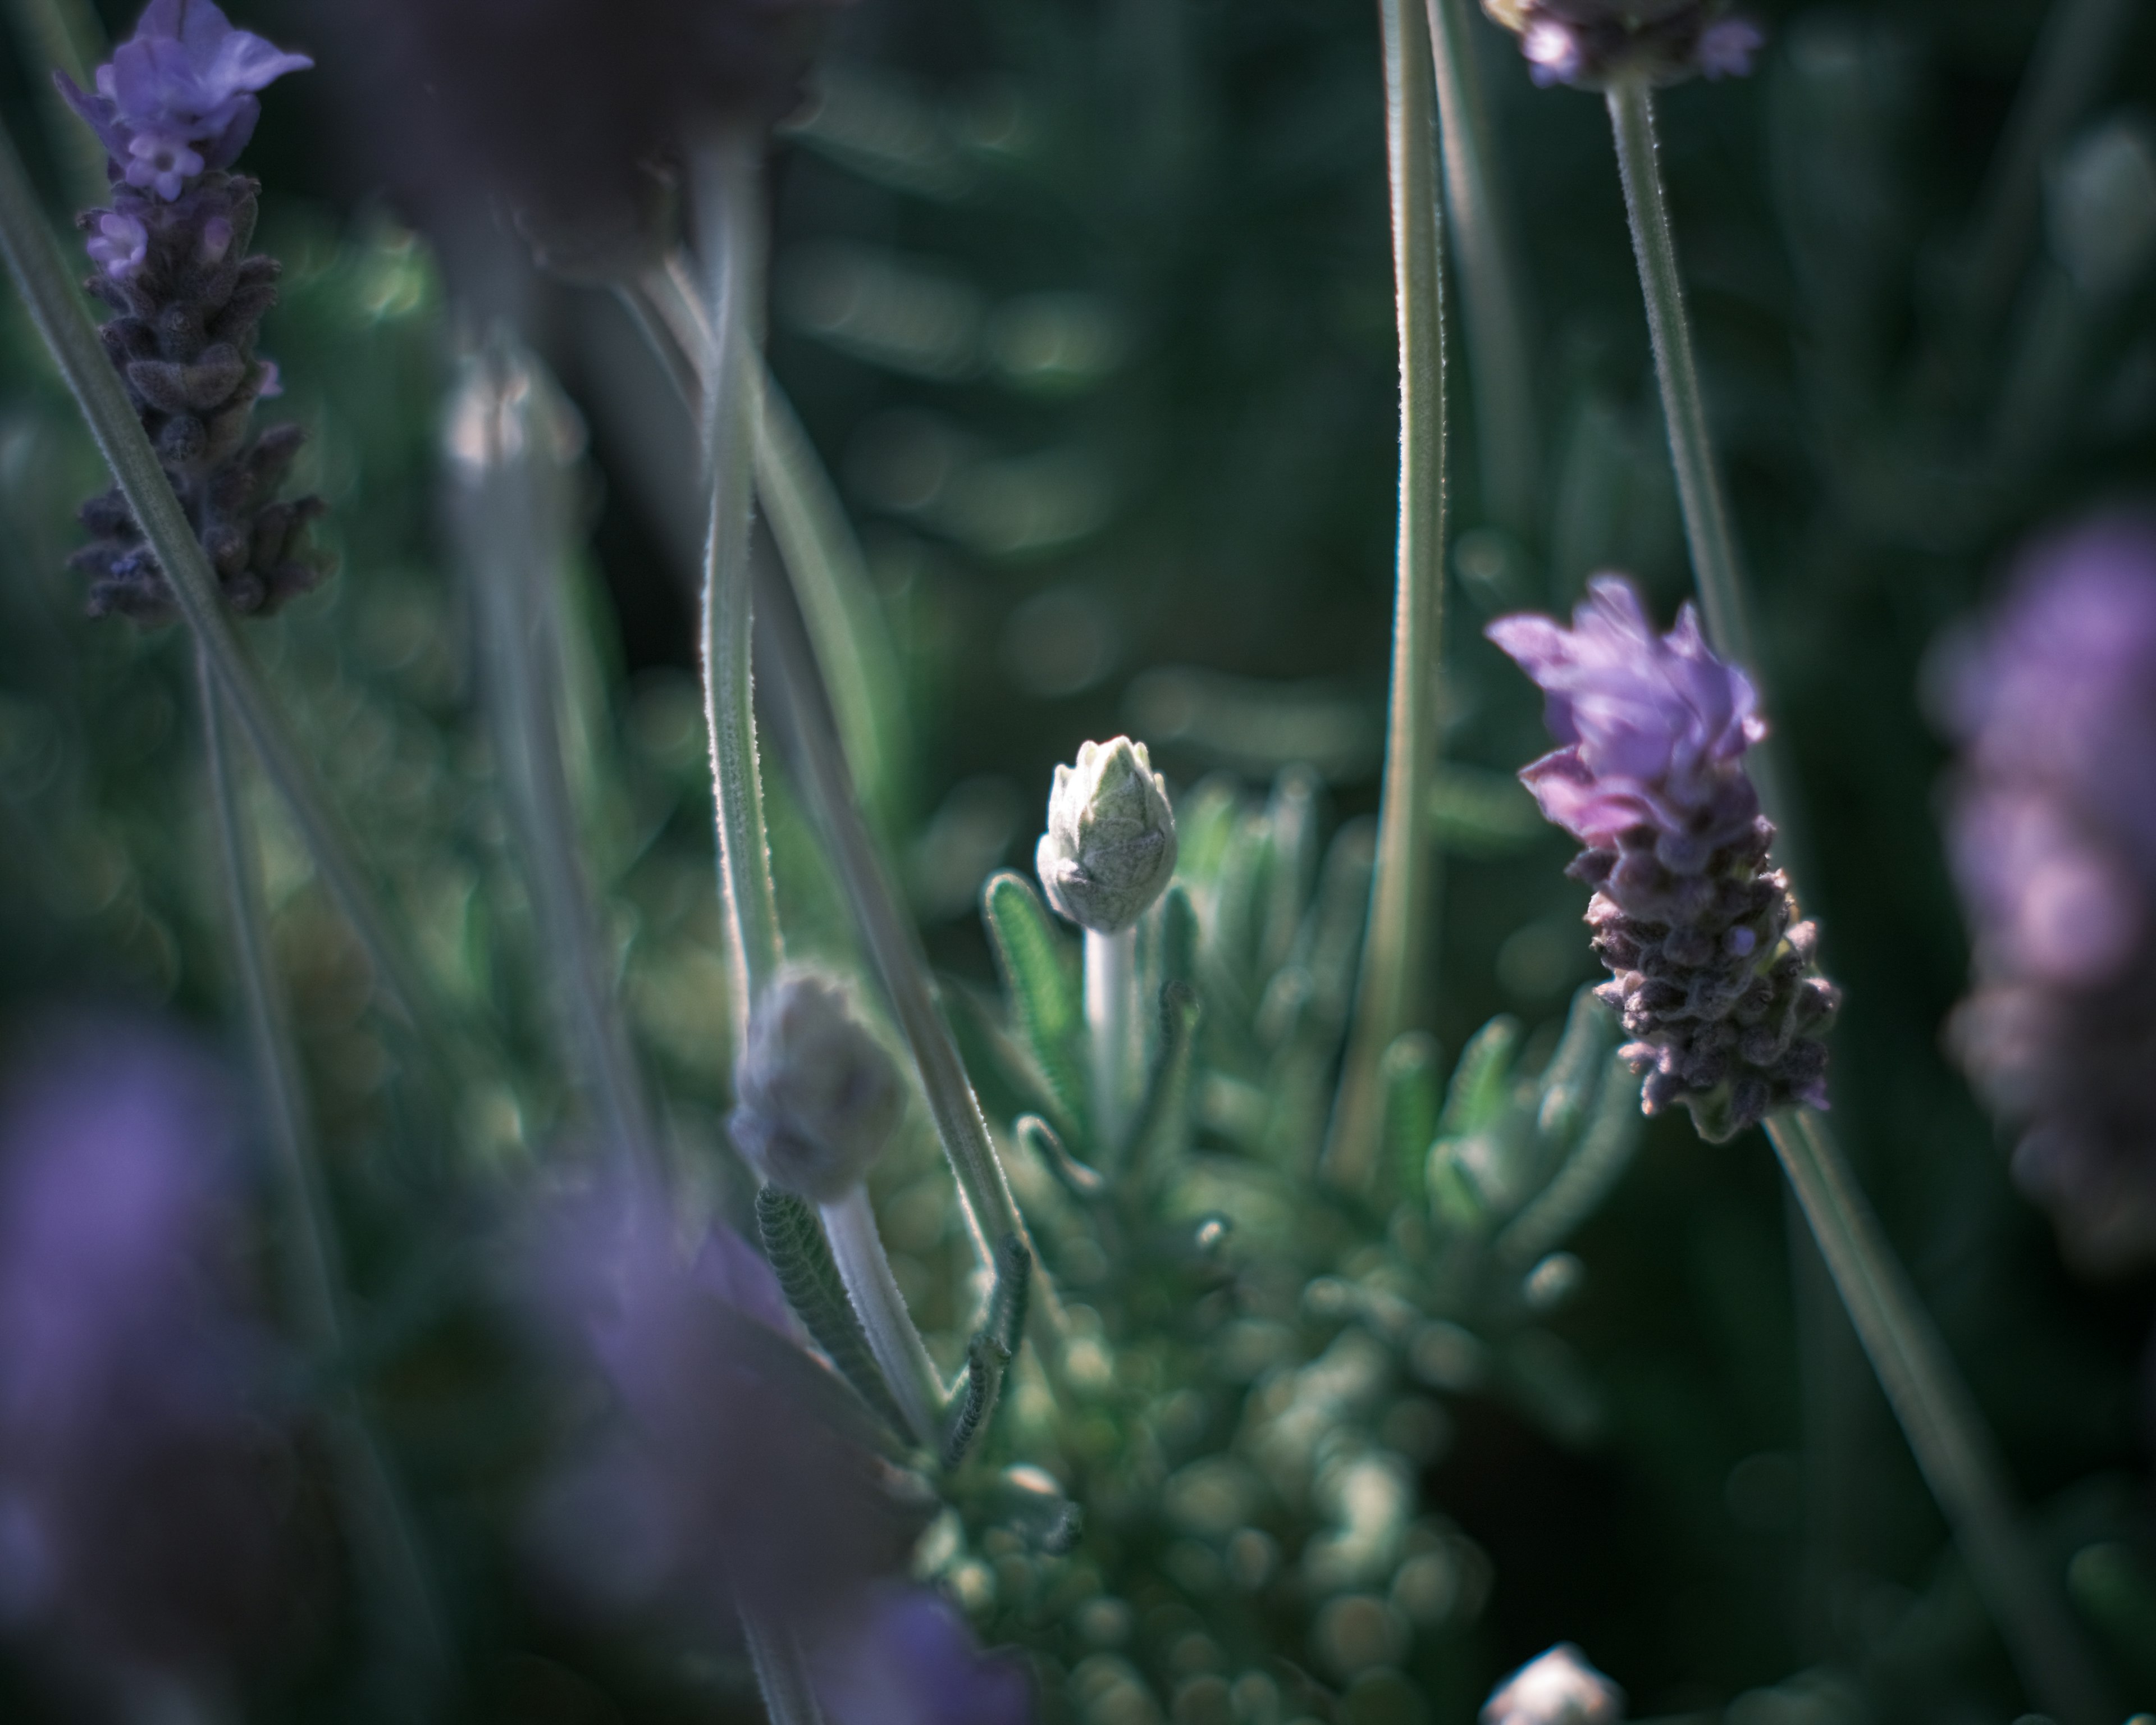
{"left": 1036, "top": 737, "right": 1179, "bottom": 934}
{"left": 1487, "top": 577, "right": 1840, "bottom": 1142}
{"left": 1482, "top": 0, "right": 1762, "bottom": 89}
{"left": 1482, "top": 1642, "right": 1624, "bottom": 1725}
{"left": 1936, "top": 514, "right": 2156, "bottom": 1272}
{"left": 57, "top": 2, "right": 325, "bottom": 624}
{"left": 730, "top": 969, "right": 907, "bottom": 1204}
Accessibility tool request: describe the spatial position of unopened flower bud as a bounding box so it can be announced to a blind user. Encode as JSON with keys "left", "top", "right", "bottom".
{"left": 1035, "top": 737, "right": 1179, "bottom": 934}
{"left": 730, "top": 969, "right": 906, "bottom": 1203}
{"left": 1482, "top": 1643, "right": 1624, "bottom": 1725}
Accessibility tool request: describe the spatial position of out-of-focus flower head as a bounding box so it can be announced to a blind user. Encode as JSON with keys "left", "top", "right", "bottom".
{"left": 816, "top": 1585, "right": 1034, "bottom": 1725}
{"left": 1482, "top": 0, "right": 1762, "bottom": 89}
{"left": 517, "top": 1170, "right": 913, "bottom": 1637}
{"left": 321, "top": 0, "right": 854, "bottom": 280}
{"left": 0, "top": 1020, "right": 310, "bottom": 1689}
{"left": 730, "top": 968, "right": 907, "bottom": 1204}
{"left": 1490, "top": 577, "right": 1839, "bottom": 1141}
{"left": 1482, "top": 1642, "right": 1625, "bottom": 1724}
{"left": 1037, "top": 737, "right": 1180, "bottom": 935}
{"left": 1937, "top": 513, "right": 2156, "bottom": 1271}
{"left": 56, "top": 0, "right": 312, "bottom": 200}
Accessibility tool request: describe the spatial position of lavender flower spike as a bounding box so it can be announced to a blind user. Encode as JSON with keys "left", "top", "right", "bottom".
{"left": 1488, "top": 576, "right": 1840, "bottom": 1142}
{"left": 57, "top": 0, "right": 327, "bottom": 621}
{"left": 55, "top": 0, "right": 312, "bottom": 201}
{"left": 1939, "top": 515, "right": 2156, "bottom": 1272}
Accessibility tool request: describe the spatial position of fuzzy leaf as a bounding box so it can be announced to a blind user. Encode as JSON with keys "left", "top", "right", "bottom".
{"left": 1128, "top": 981, "right": 1202, "bottom": 1184}
{"left": 1439, "top": 1015, "right": 1522, "bottom": 1138}
{"left": 983, "top": 870, "right": 1087, "bottom": 1134}
{"left": 756, "top": 1186, "right": 911, "bottom": 1440}
{"left": 942, "top": 1233, "right": 1031, "bottom": 1468}
{"left": 1381, "top": 1030, "right": 1444, "bottom": 1203}
{"left": 1017, "top": 1113, "right": 1107, "bottom": 1201}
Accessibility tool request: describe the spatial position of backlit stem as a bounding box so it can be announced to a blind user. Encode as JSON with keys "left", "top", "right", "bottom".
{"left": 1085, "top": 925, "right": 1141, "bottom": 1160}
{"left": 821, "top": 1184, "right": 942, "bottom": 1449}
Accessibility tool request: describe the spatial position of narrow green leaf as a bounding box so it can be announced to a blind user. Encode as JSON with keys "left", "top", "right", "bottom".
{"left": 983, "top": 871, "right": 1087, "bottom": 1131}
{"left": 1439, "top": 1015, "right": 1521, "bottom": 1138}
{"left": 756, "top": 1187, "right": 911, "bottom": 1440}
{"left": 1534, "top": 987, "right": 1618, "bottom": 1149}
{"left": 1496, "top": 1052, "right": 1645, "bottom": 1270}
{"left": 1260, "top": 767, "right": 1323, "bottom": 979}
{"left": 1017, "top": 1114, "right": 1107, "bottom": 1202}
{"left": 942, "top": 1234, "right": 1031, "bottom": 1469}
{"left": 1128, "top": 982, "right": 1203, "bottom": 1185}
{"left": 1380, "top": 1030, "right": 1444, "bottom": 1204}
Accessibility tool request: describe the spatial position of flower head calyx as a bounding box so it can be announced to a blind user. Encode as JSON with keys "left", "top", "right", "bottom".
{"left": 1036, "top": 737, "right": 1179, "bottom": 934}
{"left": 730, "top": 969, "right": 907, "bottom": 1204}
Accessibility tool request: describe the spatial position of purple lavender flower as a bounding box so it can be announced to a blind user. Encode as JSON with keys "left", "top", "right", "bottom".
{"left": 0, "top": 1020, "right": 312, "bottom": 1692}
{"left": 1489, "top": 577, "right": 1840, "bottom": 1142}
{"left": 55, "top": 0, "right": 312, "bottom": 200}
{"left": 1938, "top": 515, "right": 2156, "bottom": 1271}
{"left": 1482, "top": 0, "right": 1764, "bottom": 89}
{"left": 57, "top": 2, "right": 327, "bottom": 621}
{"left": 816, "top": 1586, "right": 1035, "bottom": 1725}
{"left": 518, "top": 1171, "right": 914, "bottom": 1640}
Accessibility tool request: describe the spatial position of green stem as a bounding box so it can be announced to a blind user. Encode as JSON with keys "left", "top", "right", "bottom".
{"left": 449, "top": 334, "right": 655, "bottom": 1163}
{"left": 692, "top": 128, "right": 784, "bottom": 1028}
{"left": 1607, "top": 76, "right": 2112, "bottom": 1723}
{"left": 0, "top": 112, "right": 449, "bottom": 1052}
{"left": 1766, "top": 1111, "right": 2113, "bottom": 1725}
{"left": 198, "top": 648, "right": 451, "bottom": 1701}
{"left": 739, "top": 1607, "right": 828, "bottom": 1725}
{"left": 1084, "top": 925, "right": 1140, "bottom": 1160}
{"left": 1326, "top": 0, "right": 1447, "bottom": 1190}
{"left": 820, "top": 1184, "right": 942, "bottom": 1448}
{"left": 2, "top": 0, "right": 109, "bottom": 207}
{"left": 1424, "top": 0, "right": 1539, "bottom": 535}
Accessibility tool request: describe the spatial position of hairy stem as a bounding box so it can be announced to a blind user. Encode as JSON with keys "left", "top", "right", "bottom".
{"left": 1084, "top": 925, "right": 1140, "bottom": 1160}
{"left": 198, "top": 649, "right": 450, "bottom": 1701}
{"left": 0, "top": 115, "right": 452, "bottom": 1056}
{"left": 1767, "top": 1111, "right": 2113, "bottom": 1725}
{"left": 1424, "top": 0, "right": 1539, "bottom": 535}
{"left": 820, "top": 1183, "right": 942, "bottom": 1449}
{"left": 449, "top": 334, "right": 655, "bottom": 1165}
{"left": 1326, "top": 0, "right": 1447, "bottom": 1190}
{"left": 739, "top": 1607, "right": 829, "bottom": 1725}
{"left": 1606, "top": 76, "right": 2111, "bottom": 1723}
{"left": 692, "top": 128, "right": 784, "bottom": 1027}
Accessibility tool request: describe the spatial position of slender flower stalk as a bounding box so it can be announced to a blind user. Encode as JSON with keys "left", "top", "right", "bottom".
{"left": 821, "top": 1185, "right": 942, "bottom": 1446}
{"left": 693, "top": 125, "right": 783, "bottom": 1028}
{"left": 1425, "top": 0, "right": 1540, "bottom": 536}
{"left": 1327, "top": 0, "right": 1447, "bottom": 1190}
{"left": 0, "top": 107, "right": 450, "bottom": 1060}
{"left": 743, "top": 1612, "right": 831, "bottom": 1725}
{"left": 198, "top": 649, "right": 450, "bottom": 1700}
{"left": 447, "top": 335, "right": 656, "bottom": 1165}
{"left": 1589, "top": 71, "right": 2113, "bottom": 1724}
{"left": 1083, "top": 927, "right": 1140, "bottom": 1157}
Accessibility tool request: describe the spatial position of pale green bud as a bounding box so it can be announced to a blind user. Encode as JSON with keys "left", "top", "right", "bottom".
{"left": 1035, "top": 736, "right": 1178, "bottom": 933}
{"left": 729, "top": 968, "right": 905, "bottom": 1203}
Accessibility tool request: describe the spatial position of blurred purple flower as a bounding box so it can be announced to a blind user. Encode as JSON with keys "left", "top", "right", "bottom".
{"left": 1938, "top": 514, "right": 2156, "bottom": 1271}
{"left": 56, "top": 0, "right": 312, "bottom": 200}
{"left": 518, "top": 1170, "right": 913, "bottom": 1639}
{"left": 1483, "top": 0, "right": 1763, "bottom": 89}
{"left": 1482, "top": 1642, "right": 1623, "bottom": 1725}
{"left": 1490, "top": 577, "right": 1838, "bottom": 1141}
{"left": 817, "top": 1586, "right": 1034, "bottom": 1725}
{"left": 0, "top": 1020, "right": 308, "bottom": 1688}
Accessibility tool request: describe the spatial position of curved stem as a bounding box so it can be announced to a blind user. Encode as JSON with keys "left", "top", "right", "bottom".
{"left": 1327, "top": 0, "right": 1447, "bottom": 1190}
{"left": 1606, "top": 77, "right": 2112, "bottom": 1723}
{"left": 0, "top": 114, "right": 451, "bottom": 1055}
{"left": 820, "top": 1184, "right": 942, "bottom": 1449}
{"left": 692, "top": 127, "right": 784, "bottom": 1029}
{"left": 1767, "top": 1111, "right": 2114, "bottom": 1725}
{"left": 1424, "top": 0, "right": 1539, "bottom": 535}
{"left": 198, "top": 649, "right": 450, "bottom": 1701}
{"left": 739, "top": 1607, "right": 828, "bottom": 1725}
{"left": 450, "top": 334, "right": 655, "bottom": 1165}
{"left": 1084, "top": 926, "right": 1140, "bottom": 1160}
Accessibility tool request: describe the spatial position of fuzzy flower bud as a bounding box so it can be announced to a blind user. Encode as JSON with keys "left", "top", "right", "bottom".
{"left": 1482, "top": 0, "right": 1762, "bottom": 89}
{"left": 1482, "top": 1643, "right": 1624, "bottom": 1725}
{"left": 730, "top": 969, "right": 907, "bottom": 1204}
{"left": 1035, "top": 737, "right": 1179, "bottom": 934}
{"left": 1488, "top": 577, "right": 1840, "bottom": 1142}
{"left": 1936, "top": 515, "right": 2156, "bottom": 1272}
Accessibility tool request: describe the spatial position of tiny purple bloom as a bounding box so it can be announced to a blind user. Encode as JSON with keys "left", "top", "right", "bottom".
{"left": 1939, "top": 513, "right": 2156, "bottom": 1270}
{"left": 817, "top": 1586, "right": 1034, "bottom": 1725}
{"left": 1522, "top": 19, "right": 1586, "bottom": 86}
{"left": 56, "top": 0, "right": 312, "bottom": 199}
{"left": 84, "top": 211, "right": 150, "bottom": 280}
{"left": 1697, "top": 17, "right": 1765, "bottom": 79}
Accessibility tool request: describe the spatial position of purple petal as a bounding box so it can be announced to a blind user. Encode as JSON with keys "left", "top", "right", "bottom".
{"left": 50, "top": 71, "right": 129, "bottom": 162}
{"left": 204, "top": 32, "right": 313, "bottom": 101}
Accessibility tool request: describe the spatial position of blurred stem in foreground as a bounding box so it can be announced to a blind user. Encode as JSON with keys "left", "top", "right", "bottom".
{"left": 0, "top": 109, "right": 459, "bottom": 1073}
{"left": 448, "top": 333, "right": 656, "bottom": 1166}
{"left": 1424, "top": 0, "right": 1539, "bottom": 537}
{"left": 1326, "top": 0, "right": 1447, "bottom": 1191}
{"left": 0, "top": 0, "right": 108, "bottom": 206}
{"left": 198, "top": 650, "right": 451, "bottom": 1709}
{"left": 1607, "top": 74, "right": 2115, "bottom": 1725}
{"left": 741, "top": 1610, "right": 827, "bottom": 1725}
